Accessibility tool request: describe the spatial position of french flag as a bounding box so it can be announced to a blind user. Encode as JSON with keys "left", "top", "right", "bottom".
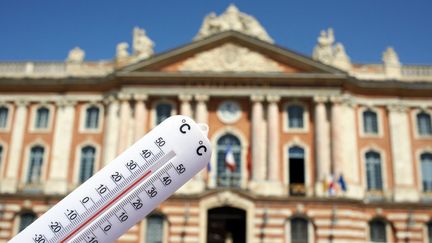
{"left": 225, "top": 145, "right": 236, "bottom": 172}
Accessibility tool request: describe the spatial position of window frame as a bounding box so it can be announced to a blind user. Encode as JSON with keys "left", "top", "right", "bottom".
{"left": 151, "top": 99, "right": 177, "bottom": 128}
{"left": 29, "top": 103, "right": 54, "bottom": 133}
{"left": 73, "top": 142, "right": 101, "bottom": 186}
{"left": 412, "top": 108, "right": 432, "bottom": 139}
{"left": 417, "top": 149, "right": 432, "bottom": 195}
{"left": 13, "top": 211, "right": 37, "bottom": 235}
{"left": 367, "top": 218, "right": 390, "bottom": 243}
{"left": 215, "top": 133, "right": 242, "bottom": 188}
{"left": 358, "top": 106, "right": 383, "bottom": 137}
{"left": 284, "top": 216, "right": 314, "bottom": 243}
{"left": 79, "top": 103, "right": 104, "bottom": 133}
{"left": 0, "top": 141, "right": 7, "bottom": 177}
{"left": 0, "top": 103, "right": 13, "bottom": 132}
{"left": 78, "top": 145, "right": 97, "bottom": 184}
{"left": 361, "top": 147, "right": 388, "bottom": 196}
{"left": 142, "top": 213, "right": 168, "bottom": 243}
{"left": 283, "top": 140, "right": 311, "bottom": 196}
{"left": 283, "top": 101, "right": 309, "bottom": 133}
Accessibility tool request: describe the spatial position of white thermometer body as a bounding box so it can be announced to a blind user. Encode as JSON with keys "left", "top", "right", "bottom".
{"left": 9, "top": 115, "right": 212, "bottom": 243}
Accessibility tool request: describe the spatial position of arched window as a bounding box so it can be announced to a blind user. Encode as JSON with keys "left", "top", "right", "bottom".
{"left": 35, "top": 107, "right": 49, "bottom": 129}
{"left": 291, "top": 217, "right": 308, "bottom": 243}
{"left": 79, "top": 146, "right": 96, "bottom": 183}
{"left": 289, "top": 146, "right": 306, "bottom": 196}
{"left": 155, "top": 103, "right": 172, "bottom": 125}
{"left": 288, "top": 105, "right": 304, "bottom": 129}
{"left": 417, "top": 112, "right": 432, "bottom": 136}
{"left": 369, "top": 219, "right": 387, "bottom": 242}
{"left": 27, "top": 146, "right": 44, "bottom": 184}
{"left": 85, "top": 106, "right": 100, "bottom": 129}
{"left": 421, "top": 152, "right": 432, "bottom": 192}
{"left": 365, "top": 151, "right": 383, "bottom": 191}
{"left": 18, "top": 212, "right": 36, "bottom": 232}
{"left": 216, "top": 134, "right": 241, "bottom": 187}
{"left": 0, "top": 106, "right": 8, "bottom": 128}
{"left": 146, "top": 214, "right": 164, "bottom": 243}
{"left": 363, "top": 110, "right": 378, "bottom": 134}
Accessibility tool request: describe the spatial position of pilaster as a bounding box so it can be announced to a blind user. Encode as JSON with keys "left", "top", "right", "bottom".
{"left": 102, "top": 95, "right": 120, "bottom": 166}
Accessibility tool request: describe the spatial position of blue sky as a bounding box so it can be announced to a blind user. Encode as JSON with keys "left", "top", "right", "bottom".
{"left": 1, "top": 1, "right": 431, "bottom": 64}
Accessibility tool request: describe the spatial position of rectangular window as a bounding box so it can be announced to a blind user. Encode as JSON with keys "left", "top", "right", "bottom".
{"left": 363, "top": 110, "right": 378, "bottom": 134}
{"left": 288, "top": 105, "right": 304, "bottom": 129}
{"left": 0, "top": 107, "right": 8, "bottom": 128}
{"left": 35, "top": 108, "right": 49, "bottom": 129}
{"left": 85, "top": 106, "right": 100, "bottom": 129}
{"left": 146, "top": 215, "right": 163, "bottom": 243}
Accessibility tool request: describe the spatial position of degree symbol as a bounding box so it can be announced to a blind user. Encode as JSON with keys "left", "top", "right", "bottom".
{"left": 179, "top": 123, "right": 191, "bottom": 134}
{"left": 196, "top": 145, "right": 207, "bottom": 156}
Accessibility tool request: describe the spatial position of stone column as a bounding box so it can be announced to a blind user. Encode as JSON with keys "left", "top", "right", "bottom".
{"left": 267, "top": 95, "right": 280, "bottom": 182}
{"left": 117, "top": 94, "right": 131, "bottom": 154}
{"left": 314, "top": 96, "right": 331, "bottom": 195}
{"left": 102, "top": 95, "right": 120, "bottom": 165}
{"left": 251, "top": 95, "right": 266, "bottom": 181}
{"left": 134, "top": 94, "right": 148, "bottom": 141}
{"left": 387, "top": 105, "right": 418, "bottom": 201}
{"left": 179, "top": 94, "right": 193, "bottom": 118}
{"left": 45, "top": 100, "right": 75, "bottom": 194}
{"left": 195, "top": 95, "right": 209, "bottom": 124}
{"left": 330, "top": 97, "right": 344, "bottom": 176}
{"left": 0, "top": 100, "right": 28, "bottom": 193}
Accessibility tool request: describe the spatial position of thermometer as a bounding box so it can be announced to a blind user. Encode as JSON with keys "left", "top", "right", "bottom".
{"left": 9, "top": 115, "right": 212, "bottom": 243}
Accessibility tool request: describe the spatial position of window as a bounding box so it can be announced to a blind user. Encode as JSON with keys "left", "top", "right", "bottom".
{"left": 421, "top": 152, "right": 432, "bottom": 192}
{"left": 369, "top": 219, "right": 387, "bottom": 242}
{"left": 27, "top": 146, "right": 44, "bottom": 184}
{"left": 0, "top": 145, "right": 3, "bottom": 170}
{"left": 427, "top": 221, "right": 432, "bottom": 243}
{"left": 288, "top": 105, "right": 304, "bottom": 129}
{"left": 289, "top": 146, "right": 306, "bottom": 196}
{"left": 0, "top": 106, "right": 8, "bottom": 128}
{"left": 18, "top": 212, "right": 36, "bottom": 232}
{"left": 35, "top": 107, "right": 49, "bottom": 129}
{"left": 216, "top": 134, "right": 241, "bottom": 187}
{"left": 363, "top": 109, "right": 378, "bottom": 134}
{"left": 291, "top": 217, "right": 308, "bottom": 243}
{"left": 365, "top": 151, "right": 383, "bottom": 191}
{"left": 417, "top": 112, "right": 432, "bottom": 136}
{"left": 79, "top": 146, "right": 96, "bottom": 183}
{"left": 146, "top": 214, "right": 164, "bottom": 243}
{"left": 155, "top": 103, "right": 172, "bottom": 125}
{"left": 85, "top": 106, "right": 100, "bottom": 129}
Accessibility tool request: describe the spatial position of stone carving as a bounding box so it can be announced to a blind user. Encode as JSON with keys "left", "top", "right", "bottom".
{"left": 116, "top": 42, "right": 129, "bottom": 60}
{"left": 132, "top": 27, "right": 154, "bottom": 59}
{"left": 66, "top": 47, "right": 85, "bottom": 63}
{"left": 178, "top": 43, "right": 283, "bottom": 72}
{"left": 382, "top": 47, "right": 401, "bottom": 78}
{"left": 194, "top": 4, "right": 273, "bottom": 43}
{"left": 312, "top": 28, "right": 351, "bottom": 71}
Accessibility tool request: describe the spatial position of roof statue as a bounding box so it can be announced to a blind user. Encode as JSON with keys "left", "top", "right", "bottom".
{"left": 382, "top": 47, "right": 401, "bottom": 78}
{"left": 194, "top": 4, "right": 274, "bottom": 43}
{"left": 132, "top": 27, "right": 154, "bottom": 59}
{"left": 116, "top": 42, "right": 130, "bottom": 61}
{"left": 66, "top": 47, "right": 85, "bottom": 63}
{"left": 312, "top": 28, "right": 351, "bottom": 71}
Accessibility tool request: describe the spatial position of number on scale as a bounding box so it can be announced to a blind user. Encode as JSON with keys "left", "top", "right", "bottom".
{"left": 176, "top": 164, "right": 186, "bottom": 174}
{"left": 126, "top": 160, "right": 138, "bottom": 171}
{"left": 101, "top": 222, "right": 112, "bottom": 233}
{"left": 85, "top": 235, "right": 98, "bottom": 243}
{"left": 161, "top": 175, "right": 172, "bottom": 186}
{"left": 141, "top": 149, "right": 152, "bottom": 159}
{"left": 131, "top": 198, "right": 143, "bottom": 210}
{"left": 32, "top": 234, "right": 46, "bottom": 243}
{"left": 49, "top": 221, "right": 62, "bottom": 233}
{"left": 146, "top": 186, "right": 157, "bottom": 198}
{"left": 117, "top": 212, "right": 128, "bottom": 222}
{"left": 155, "top": 137, "right": 165, "bottom": 147}
{"left": 66, "top": 209, "right": 78, "bottom": 221}
{"left": 96, "top": 184, "right": 108, "bottom": 195}
{"left": 111, "top": 171, "right": 123, "bottom": 183}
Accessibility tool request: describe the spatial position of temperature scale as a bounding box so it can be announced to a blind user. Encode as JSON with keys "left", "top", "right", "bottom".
{"left": 9, "top": 115, "right": 212, "bottom": 243}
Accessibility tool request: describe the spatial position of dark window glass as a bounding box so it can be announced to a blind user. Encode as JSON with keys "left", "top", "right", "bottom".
{"left": 156, "top": 103, "right": 172, "bottom": 125}
{"left": 216, "top": 134, "right": 241, "bottom": 187}
{"left": 369, "top": 219, "right": 387, "bottom": 242}
{"left": 363, "top": 110, "right": 378, "bottom": 134}
{"left": 427, "top": 222, "right": 432, "bottom": 243}
{"left": 35, "top": 107, "right": 49, "bottom": 129}
{"left": 146, "top": 214, "right": 164, "bottom": 243}
{"left": 291, "top": 217, "right": 308, "bottom": 243}
{"left": 417, "top": 112, "right": 432, "bottom": 136}
{"left": 18, "top": 212, "right": 36, "bottom": 232}
{"left": 288, "top": 105, "right": 304, "bottom": 129}
{"left": 85, "top": 106, "right": 99, "bottom": 129}
{"left": 79, "top": 146, "right": 96, "bottom": 183}
{"left": 0, "top": 106, "right": 8, "bottom": 128}
{"left": 366, "top": 151, "right": 383, "bottom": 190}
{"left": 421, "top": 153, "right": 432, "bottom": 192}
{"left": 27, "top": 146, "right": 44, "bottom": 183}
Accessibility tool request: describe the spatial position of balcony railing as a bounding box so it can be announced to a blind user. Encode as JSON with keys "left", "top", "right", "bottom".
{"left": 289, "top": 183, "right": 306, "bottom": 196}
{"left": 0, "top": 62, "right": 66, "bottom": 74}
{"left": 217, "top": 172, "right": 241, "bottom": 188}
{"left": 401, "top": 65, "right": 432, "bottom": 78}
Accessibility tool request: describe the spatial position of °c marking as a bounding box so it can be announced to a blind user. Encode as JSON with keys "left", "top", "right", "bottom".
{"left": 196, "top": 141, "right": 207, "bottom": 156}
{"left": 179, "top": 119, "right": 191, "bottom": 134}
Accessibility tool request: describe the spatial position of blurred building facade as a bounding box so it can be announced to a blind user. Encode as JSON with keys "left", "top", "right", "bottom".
{"left": 1, "top": 5, "right": 432, "bottom": 243}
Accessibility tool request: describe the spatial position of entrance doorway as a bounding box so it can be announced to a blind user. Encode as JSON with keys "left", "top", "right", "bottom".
{"left": 207, "top": 207, "right": 246, "bottom": 243}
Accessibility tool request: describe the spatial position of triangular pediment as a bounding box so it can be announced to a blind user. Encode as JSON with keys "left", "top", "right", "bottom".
{"left": 118, "top": 31, "right": 344, "bottom": 75}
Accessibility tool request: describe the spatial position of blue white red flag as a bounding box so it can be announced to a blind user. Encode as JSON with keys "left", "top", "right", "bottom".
{"left": 225, "top": 145, "right": 236, "bottom": 172}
